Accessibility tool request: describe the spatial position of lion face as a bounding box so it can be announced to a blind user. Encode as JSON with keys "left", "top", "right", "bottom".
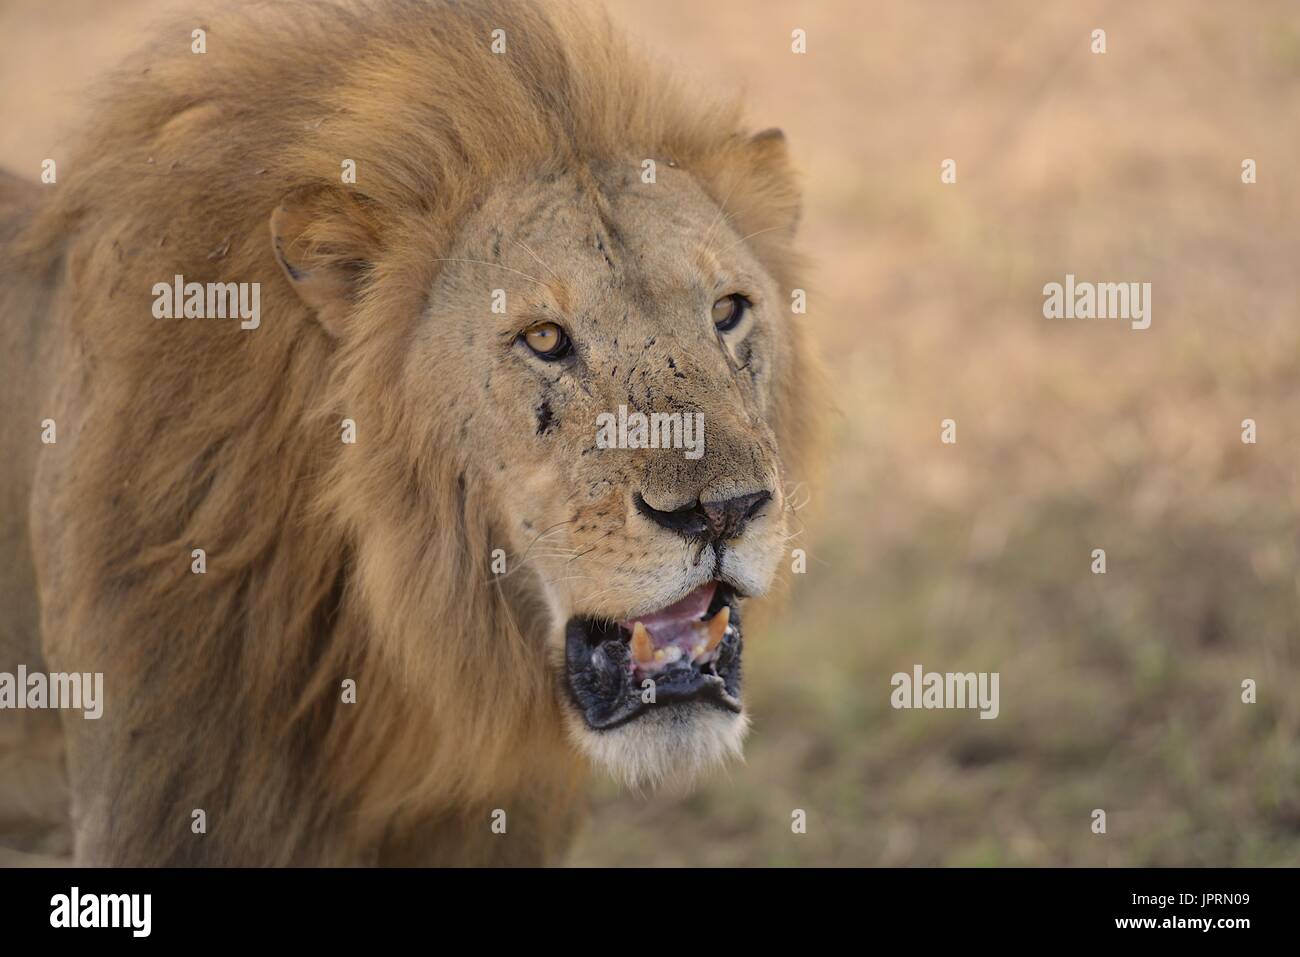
{"left": 415, "top": 161, "right": 793, "bottom": 785}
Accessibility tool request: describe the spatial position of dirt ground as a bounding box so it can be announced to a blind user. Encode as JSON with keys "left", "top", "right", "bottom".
{"left": 2, "top": 0, "right": 1296, "bottom": 866}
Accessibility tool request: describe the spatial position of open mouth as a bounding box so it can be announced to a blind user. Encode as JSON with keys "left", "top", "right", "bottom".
{"left": 564, "top": 581, "right": 744, "bottom": 730}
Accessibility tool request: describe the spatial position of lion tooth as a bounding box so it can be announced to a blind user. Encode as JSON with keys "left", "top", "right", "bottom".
{"left": 631, "top": 622, "right": 654, "bottom": 665}
{"left": 704, "top": 605, "right": 730, "bottom": 654}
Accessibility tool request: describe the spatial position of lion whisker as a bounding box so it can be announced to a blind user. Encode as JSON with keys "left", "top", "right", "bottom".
{"left": 565, "top": 529, "right": 616, "bottom": 565}
{"left": 510, "top": 238, "right": 565, "bottom": 286}
{"left": 721, "top": 224, "right": 787, "bottom": 252}
{"left": 700, "top": 171, "right": 744, "bottom": 251}
{"left": 430, "top": 257, "right": 549, "bottom": 288}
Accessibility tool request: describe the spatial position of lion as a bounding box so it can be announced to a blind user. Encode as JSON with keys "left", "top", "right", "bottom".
{"left": 0, "top": 0, "right": 824, "bottom": 866}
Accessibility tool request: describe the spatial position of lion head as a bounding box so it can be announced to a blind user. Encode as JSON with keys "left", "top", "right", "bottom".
{"left": 419, "top": 157, "right": 800, "bottom": 786}
{"left": 21, "top": 0, "right": 824, "bottom": 861}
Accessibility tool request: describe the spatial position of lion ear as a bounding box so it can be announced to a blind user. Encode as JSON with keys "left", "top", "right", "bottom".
{"left": 269, "top": 187, "right": 379, "bottom": 338}
{"left": 721, "top": 128, "right": 801, "bottom": 244}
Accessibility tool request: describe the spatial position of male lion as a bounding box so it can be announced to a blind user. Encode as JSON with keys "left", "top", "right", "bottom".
{"left": 0, "top": 0, "right": 823, "bottom": 865}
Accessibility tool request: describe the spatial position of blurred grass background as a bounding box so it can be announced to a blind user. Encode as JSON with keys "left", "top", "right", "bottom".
{"left": 3, "top": 0, "right": 1296, "bottom": 865}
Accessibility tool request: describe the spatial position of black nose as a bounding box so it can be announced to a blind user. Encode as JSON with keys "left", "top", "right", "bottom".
{"left": 635, "top": 490, "right": 771, "bottom": 544}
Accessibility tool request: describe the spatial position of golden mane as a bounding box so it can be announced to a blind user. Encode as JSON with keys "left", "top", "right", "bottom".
{"left": 14, "top": 0, "right": 819, "bottom": 863}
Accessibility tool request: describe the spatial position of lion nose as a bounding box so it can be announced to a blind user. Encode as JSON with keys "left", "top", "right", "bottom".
{"left": 635, "top": 490, "right": 772, "bottom": 544}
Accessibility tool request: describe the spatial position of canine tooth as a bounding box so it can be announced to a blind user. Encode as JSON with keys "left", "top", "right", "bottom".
{"left": 631, "top": 622, "right": 654, "bottom": 665}
{"left": 704, "top": 606, "right": 730, "bottom": 654}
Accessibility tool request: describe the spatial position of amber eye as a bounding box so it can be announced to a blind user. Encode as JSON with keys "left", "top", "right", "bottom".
{"left": 711, "top": 293, "right": 750, "bottom": 332}
{"left": 522, "top": 321, "right": 572, "bottom": 360}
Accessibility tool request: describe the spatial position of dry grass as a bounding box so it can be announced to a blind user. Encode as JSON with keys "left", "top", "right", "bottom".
{"left": 2, "top": 0, "right": 1296, "bottom": 865}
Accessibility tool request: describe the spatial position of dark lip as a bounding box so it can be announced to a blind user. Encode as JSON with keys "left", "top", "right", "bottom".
{"left": 564, "top": 582, "right": 744, "bottom": 731}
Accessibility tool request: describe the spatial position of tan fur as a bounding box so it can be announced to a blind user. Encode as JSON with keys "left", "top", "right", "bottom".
{"left": 0, "top": 0, "right": 825, "bottom": 865}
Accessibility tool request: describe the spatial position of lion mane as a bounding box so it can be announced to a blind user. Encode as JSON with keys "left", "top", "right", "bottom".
{"left": 0, "top": 0, "right": 822, "bottom": 865}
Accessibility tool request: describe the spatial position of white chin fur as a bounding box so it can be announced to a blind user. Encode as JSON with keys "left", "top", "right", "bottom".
{"left": 568, "top": 703, "right": 749, "bottom": 791}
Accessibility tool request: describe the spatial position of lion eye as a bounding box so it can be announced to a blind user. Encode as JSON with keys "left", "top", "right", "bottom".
{"left": 522, "top": 321, "right": 572, "bottom": 360}
{"left": 711, "top": 294, "right": 750, "bottom": 332}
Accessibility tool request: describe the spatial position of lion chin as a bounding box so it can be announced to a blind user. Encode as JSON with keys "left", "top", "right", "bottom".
{"left": 568, "top": 703, "right": 750, "bottom": 792}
